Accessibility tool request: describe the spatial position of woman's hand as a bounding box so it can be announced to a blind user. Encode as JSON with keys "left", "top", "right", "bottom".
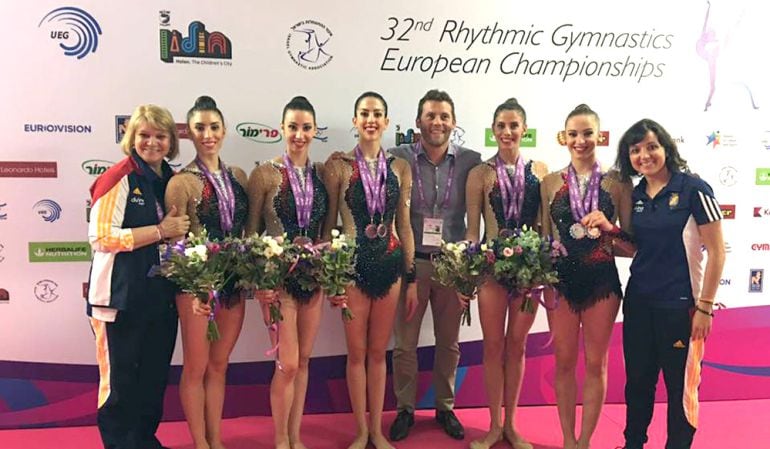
{"left": 457, "top": 290, "right": 477, "bottom": 310}
{"left": 159, "top": 205, "right": 191, "bottom": 238}
{"left": 192, "top": 296, "right": 211, "bottom": 316}
{"left": 581, "top": 210, "right": 614, "bottom": 232}
{"left": 327, "top": 294, "right": 348, "bottom": 307}
{"left": 691, "top": 308, "right": 713, "bottom": 340}
{"left": 254, "top": 289, "right": 279, "bottom": 305}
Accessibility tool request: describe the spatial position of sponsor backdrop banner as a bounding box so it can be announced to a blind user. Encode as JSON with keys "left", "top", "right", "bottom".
{"left": 1, "top": 0, "right": 768, "bottom": 428}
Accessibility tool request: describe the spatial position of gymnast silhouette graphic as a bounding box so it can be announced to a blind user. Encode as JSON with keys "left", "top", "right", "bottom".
{"left": 696, "top": 1, "right": 759, "bottom": 111}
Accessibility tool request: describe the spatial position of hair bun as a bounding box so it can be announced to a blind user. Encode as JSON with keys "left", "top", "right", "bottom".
{"left": 194, "top": 95, "right": 217, "bottom": 109}
{"left": 505, "top": 97, "right": 519, "bottom": 105}
{"left": 572, "top": 103, "right": 594, "bottom": 115}
{"left": 291, "top": 95, "right": 309, "bottom": 103}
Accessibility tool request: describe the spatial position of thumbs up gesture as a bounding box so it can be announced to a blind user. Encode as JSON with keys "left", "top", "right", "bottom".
{"left": 159, "top": 204, "right": 191, "bottom": 239}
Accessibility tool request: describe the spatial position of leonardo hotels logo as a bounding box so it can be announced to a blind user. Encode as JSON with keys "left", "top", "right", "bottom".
{"left": 29, "top": 242, "right": 92, "bottom": 262}
{"left": 757, "top": 168, "right": 770, "bottom": 185}
{"left": 0, "top": 161, "right": 58, "bottom": 178}
{"left": 159, "top": 13, "right": 232, "bottom": 65}
{"left": 39, "top": 7, "right": 101, "bottom": 60}
{"left": 34, "top": 199, "right": 62, "bottom": 223}
{"left": 286, "top": 20, "right": 333, "bottom": 70}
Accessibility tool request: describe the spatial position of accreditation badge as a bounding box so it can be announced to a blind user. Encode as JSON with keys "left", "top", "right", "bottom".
{"left": 422, "top": 217, "right": 444, "bottom": 247}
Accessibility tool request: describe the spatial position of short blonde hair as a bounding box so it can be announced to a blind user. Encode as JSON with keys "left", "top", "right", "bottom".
{"left": 120, "top": 104, "right": 180, "bottom": 160}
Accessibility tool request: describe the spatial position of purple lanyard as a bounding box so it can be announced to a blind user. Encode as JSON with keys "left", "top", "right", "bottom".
{"left": 195, "top": 158, "right": 235, "bottom": 233}
{"left": 283, "top": 155, "right": 314, "bottom": 231}
{"left": 155, "top": 202, "right": 165, "bottom": 223}
{"left": 495, "top": 154, "right": 526, "bottom": 224}
{"left": 566, "top": 162, "right": 602, "bottom": 222}
{"left": 412, "top": 143, "right": 454, "bottom": 217}
{"left": 355, "top": 145, "right": 387, "bottom": 219}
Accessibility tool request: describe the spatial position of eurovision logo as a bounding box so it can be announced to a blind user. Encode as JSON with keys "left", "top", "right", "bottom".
{"left": 34, "top": 199, "right": 62, "bottom": 223}
{"left": 236, "top": 123, "right": 282, "bottom": 144}
{"left": 286, "top": 20, "right": 333, "bottom": 70}
{"left": 34, "top": 279, "right": 59, "bottom": 303}
{"left": 749, "top": 269, "right": 764, "bottom": 293}
{"left": 159, "top": 13, "right": 232, "bottom": 64}
{"left": 39, "top": 7, "right": 102, "bottom": 59}
{"left": 0, "top": 161, "right": 58, "bottom": 178}
{"left": 29, "top": 242, "right": 92, "bottom": 262}
{"left": 720, "top": 204, "right": 735, "bottom": 219}
{"left": 24, "top": 123, "right": 91, "bottom": 133}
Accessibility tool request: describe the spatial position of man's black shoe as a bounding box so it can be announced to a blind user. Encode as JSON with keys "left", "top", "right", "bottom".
{"left": 389, "top": 409, "right": 414, "bottom": 441}
{"left": 436, "top": 410, "right": 465, "bottom": 440}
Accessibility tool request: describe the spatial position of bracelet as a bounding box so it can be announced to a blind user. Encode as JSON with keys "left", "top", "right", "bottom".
{"left": 698, "top": 298, "right": 715, "bottom": 304}
{"left": 405, "top": 269, "right": 417, "bottom": 284}
{"left": 155, "top": 225, "right": 164, "bottom": 241}
{"left": 695, "top": 306, "right": 714, "bottom": 317}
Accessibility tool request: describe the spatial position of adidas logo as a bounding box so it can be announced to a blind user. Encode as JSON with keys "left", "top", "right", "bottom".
{"left": 673, "top": 340, "right": 686, "bottom": 349}
{"left": 132, "top": 187, "right": 142, "bottom": 196}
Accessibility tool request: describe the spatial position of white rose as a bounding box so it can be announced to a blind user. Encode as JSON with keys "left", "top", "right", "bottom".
{"left": 446, "top": 243, "right": 456, "bottom": 252}
{"left": 457, "top": 243, "right": 467, "bottom": 252}
{"left": 185, "top": 244, "right": 208, "bottom": 262}
{"left": 264, "top": 247, "right": 274, "bottom": 258}
{"left": 331, "top": 229, "right": 340, "bottom": 238}
{"left": 480, "top": 243, "right": 488, "bottom": 251}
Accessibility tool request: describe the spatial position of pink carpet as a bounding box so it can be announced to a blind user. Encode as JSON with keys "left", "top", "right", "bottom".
{"left": 0, "top": 399, "right": 766, "bottom": 449}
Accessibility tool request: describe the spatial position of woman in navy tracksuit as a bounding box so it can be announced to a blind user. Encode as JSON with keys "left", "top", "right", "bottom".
{"left": 609, "top": 119, "right": 726, "bottom": 449}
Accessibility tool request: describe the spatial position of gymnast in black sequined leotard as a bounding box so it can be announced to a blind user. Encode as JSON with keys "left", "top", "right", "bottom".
{"left": 344, "top": 156, "right": 405, "bottom": 298}
{"left": 547, "top": 171, "right": 624, "bottom": 311}
{"left": 247, "top": 159, "right": 328, "bottom": 303}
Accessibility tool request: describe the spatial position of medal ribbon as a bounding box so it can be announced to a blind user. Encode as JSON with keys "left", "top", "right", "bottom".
{"left": 195, "top": 158, "right": 235, "bottom": 233}
{"left": 495, "top": 154, "right": 526, "bottom": 224}
{"left": 567, "top": 162, "right": 601, "bottom": 222}
{"left": 355, "top": 145, "right": 387, "bottom": 220}
{"left": 283, "top": 155, "right": 314, "bottom": 231}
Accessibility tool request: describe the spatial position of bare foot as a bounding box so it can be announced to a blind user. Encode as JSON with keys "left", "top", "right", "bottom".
{"left": 274, "top": 440, "right": 291, "bottom": 449}
{"left": 469, "top": 427, "right": 503, "bottom": 449}
{"left": 346, "top": 432, "right": 369, "bottom": 449}
{"left": 575, "top": 440, "right": 590, "bottom": 449}
{"left": 503, "top": 429, "right": 533, "bottom": 449}
{"left": 369, "top": 433, "right": 395, "bottom": 449}
{"left": 290, "top": 440, "right": 310, "bottom": 449}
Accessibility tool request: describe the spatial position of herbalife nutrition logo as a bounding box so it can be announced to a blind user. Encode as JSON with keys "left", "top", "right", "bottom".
{"left": 485, "top": 128, "right": 537, "bottom": 148}
{"left": 29, "top": 242, "right": 91, "bottom": 262}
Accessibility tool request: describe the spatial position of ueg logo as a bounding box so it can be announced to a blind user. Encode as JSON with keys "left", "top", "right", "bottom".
{"left": 34, "top": 279, "right": 59, "bottom": 303}
{"left": 34, "top": 199, "right": 62, "bottom": 223}
{"left": 236, "top": 123, "right": 282, "bottom": 144}
{"left": 29, "top": 242, "right": 91, "bottom": 262}
{"left": 754, "top": 207, "right": 770, "bottom": 218}
{"left": 485, "top": 128, "right": 537, "bottom": 148}
{"left": 751, "top": 243, "right": 770, "bottom": 251}
{"left": 159, "top": 15, "right": 232, "bottom": 64}
{"left": 38, "top": 7, "right": 101, "bottom": 60}
{"left": 115, "top": 115, "right": 189, "bottom": 143}
{"left": 82, "top": 159, "right": 115, "bottom": 177}
{"left": 286, "top": 20, "right": 333, "bottom": 70}
{"left": 720, "top": 204, "right": 736, "bottom": 219}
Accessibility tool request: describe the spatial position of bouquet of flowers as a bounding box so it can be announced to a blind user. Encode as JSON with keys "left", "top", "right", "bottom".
{"left": 492, "top": 226, "right": 568, "bottom": 313}
{"left": 317, "top": 229, "right": 356, "bottom": 321}
{"left": 230, "top": 233, "right": 293, "bottom": 324}
{"left": 432, "top": 240, "right": 495, "bottom": 326}
{"left": 150, "top": 229, "right": 231, "bottom": 341}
